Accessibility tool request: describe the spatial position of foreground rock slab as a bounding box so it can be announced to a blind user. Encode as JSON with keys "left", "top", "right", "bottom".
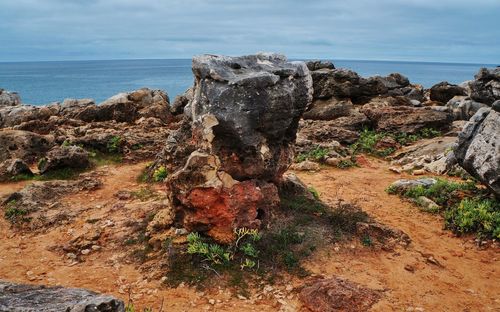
{"left": 299, "top": 277, "right": 381, "bottom": 312}
{"left": 0, "top": 281, "right": 124, "bottom": 312}
{"left": 163, "top": 53, "right": 312, "bottom": 242}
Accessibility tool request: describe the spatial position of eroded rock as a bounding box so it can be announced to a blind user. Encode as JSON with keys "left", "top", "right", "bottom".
{"left": 0, "top": 89, "right": 21, "bottom": 107}
{"left": 0, "top": 281, "right": 124, "bottom": 312}
{"left": 163, "top": 53, "right": 312, "bottom": 242}
{"left": 454, "top": 107, "right": 500, "bottom": 197}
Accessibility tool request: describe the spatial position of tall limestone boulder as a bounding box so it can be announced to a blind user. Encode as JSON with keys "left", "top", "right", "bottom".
{"left": 454, "top": 103, "right": 500, "bottom": 197}
{"left": 164, "top": 53, "right": 313, "bottom": 242}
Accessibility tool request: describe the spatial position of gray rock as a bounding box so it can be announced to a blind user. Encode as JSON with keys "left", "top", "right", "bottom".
{"left": 446, "top": 96, "right": 488, "bottom": 120}
{"left": 454, "top": 107, "right": 500, "bottom": 197}
{"left": 171, "top": 87, "right": 193, "bottom": 115}
{"left": 0, "top": 280, "right": 124, "bottom": 312}
{"left": 429, "top": 81, "right": 466, "bottom": 104}
{"left": 38, "top": 146, "right": 90, "bottom": 174}
{"left": 468, "top": 67, "right": 500, "bottom": 105}
{"left": 389, "top": 178, "right": 437, "bottom": 193}
{"left": 0, "top": 89, "right": 21, "bottom": 107}
{"left": 306, "top": 60, "right": 335, "bottom": 71}
{"left": 0, "top": 130, "right": 53, "bottom": 163}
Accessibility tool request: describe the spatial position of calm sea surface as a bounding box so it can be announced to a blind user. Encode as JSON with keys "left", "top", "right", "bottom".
{"left": 0, "top": 59, "right": 496, "bottom": 105}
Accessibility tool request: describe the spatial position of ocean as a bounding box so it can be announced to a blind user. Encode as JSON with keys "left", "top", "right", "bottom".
{"left": 0, "top": 59, "right": 496, "bottom": 105}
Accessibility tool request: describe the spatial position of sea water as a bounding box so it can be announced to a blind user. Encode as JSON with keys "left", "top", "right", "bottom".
{"left": 0, "top": 59, "right": 496, "bottom": 105}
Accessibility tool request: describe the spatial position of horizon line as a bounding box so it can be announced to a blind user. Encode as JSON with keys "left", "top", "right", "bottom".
{"left": 0, "top": 57, "right": 498, "bottom": 67}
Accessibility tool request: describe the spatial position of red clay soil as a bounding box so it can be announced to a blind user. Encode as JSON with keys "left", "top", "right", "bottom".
{"left": 0, "top": 159, "right": 498, "bottom": 311}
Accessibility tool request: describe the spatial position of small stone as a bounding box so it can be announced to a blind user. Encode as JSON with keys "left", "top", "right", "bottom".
{"left": 404, "top": 264, "right": 415, "bottom": 273}
{"left": 91, "top": 245, "right": 101, "bottom": 251}
{"left": 208, "top": 299, "right": 216, "bottom": 305}
{"left": 66, "top": 253, "right": 77, "bottom": 260}
{"left": 285, "top": 285, "right": 293, "bottom": 292}
{"left": 389, "top": 167, "right": 402, "bottom": 174}
{"left": 412, "top": 169, "right": 426, "bottom": 175}
{"left": 81, "top": 249, "right": 91, "bottom": 255}
{"left": 290, "top": 160, "right": 321, "bottom": 171}
{"left": 325, "top": 158, "right": 340, "bottom": 167}
{"left": 175, "top": 228, "right": 188, "bottom": 235}
{"left": 237, "top": 294, "right": 248, "bottom": 300}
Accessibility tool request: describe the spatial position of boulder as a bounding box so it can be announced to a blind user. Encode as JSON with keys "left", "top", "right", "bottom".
{"left": 163, "top": 53, "right": 312, "bottom": 242}
{"left": 389, "top": 178, "right": 438, "bottom": 193}
{"left": 0, "top": 281, "right": 124, "bottom": 312}
{"left": 361, "top": 105, "right": 453, "bottom": 134}
{"left": 38, "top": 146, "right": 90, "bottom": 174}
{"left": 0, "top": 159, "right": 33, "bottom": 181}
{"left": 0, "top": 130, "right": 53, "bottom": 163}
{"left": 454, "top": 107, "right": 500, "bottom": 197}
{"left": 0, "top": 89, "right": 21, "bottom": 107}
{"left": 446, "top": 96, "right": 488, "bottom": 120}
{"left": 303, "top": 98, "right": 353, "bottom": 120}
{"left": 306, "top": 60, "right": 335, "bottom": 71}
{"left": 171, "top": 87, "right": 193, "bottom": 115}
{"left": 429, "top": 81, "right": 466, "bottom": 104}
{"left": 298, "top": 119, "right": 360, "bottom": 144}
{"left": 468, "top": 67, "right": 500, "bottom": 105}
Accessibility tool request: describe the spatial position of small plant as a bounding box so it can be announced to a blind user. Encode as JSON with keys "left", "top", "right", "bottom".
{"left": 152, "top": 166, "right": 168, "bottom": 182}
{"left": 186, "top": 232, "right": 232, "bottom": 265}
{"left": 295, "top": 147, "right": 330, "bottom": 163}
{"left": 240, "top": 258, "right": 256, "bottom": 270}
{"left": 337, "top": 158, "right": 358, "bottom": 169}
{"left": 240, "top": 242, "right": 259, "bottom": 258}
{"left": 131, "top": 187, "right": 158, "bottom": 201}
{"left": 107, "top": 136, "right": 123, "bottom": 153}
{"left": 351, "top": 129, "right": 384, "bottom": 155}
{"left": 361, "top": 235, "right": 373, "bottom": 247}
{"left": 308, "top": 187, "right": 320, "bottom": 200}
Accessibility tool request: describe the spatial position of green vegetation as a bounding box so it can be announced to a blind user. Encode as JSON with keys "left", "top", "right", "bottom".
{"left": 152, "top": 166, "right": 168, "bottom": 182}
{"left": 351, "top": 127, "right": 442, "bottom": 158}
{"left": 308, "top": 187, "right": 320, "bottom": 200}
{"left": 387, "top": 178, "right": 499, "bottom": 239}
{"left": 3, "top": 200, "right": 29, "bottom": 223}
{"left": 337, "top": 158, "right": 358, "bottom": 169}
{"left": 88, "top": 149, "right": 123, "bottom": 166}
{"left": 295, "top": 146, "right": 330, "bottom": 163}
{"left": 107, "top": 135, "right": 124, "bottom": 153}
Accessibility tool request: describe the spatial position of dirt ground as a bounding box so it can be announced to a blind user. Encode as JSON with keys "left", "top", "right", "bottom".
{"left": 0, "top": 158, "right": 498, "bottom": 311}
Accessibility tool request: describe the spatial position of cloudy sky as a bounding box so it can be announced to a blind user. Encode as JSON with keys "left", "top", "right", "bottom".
{"left": 1, "top": 0, "right": 499, "bottom": 63}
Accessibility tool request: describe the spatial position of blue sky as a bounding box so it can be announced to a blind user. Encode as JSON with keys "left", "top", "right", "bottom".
{"left": 1, "top": 0, "right": 499, "bottom": 63}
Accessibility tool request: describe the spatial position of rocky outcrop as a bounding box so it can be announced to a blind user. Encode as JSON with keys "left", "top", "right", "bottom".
{"left": 467, "top": 67, "right": 500, "bottom": 105}
{"left": 302, "top": 98, "right": 353, "bottom": 120}
{"left": 454, "top": 106, "right": 500, "bottom": 197}
{"left": 38, "top": 146, "right": 90, "bottom": 174}
{"left": 361, "top": 104, "right": 453, "bottom": 134}
{"left": 446, "top": 96, "right": 488, "bottom": 120}
{"left": 0, "top": 89, "right": 21, "bottom": 107}
{"left": 0, "top": 130, "right": 53, "bottom": 163}
{"left": 0, "top": 88, "right": 172, "bottom": 129}
{"left": 171, "top": 87, "right": 193, "bottom": 115}
{"left": 299, "top": 277, "right": 381, "bottom": 312}
{"left": 306, "top": 60, "right": 335, "bottom": 71}
{"left": 162, "top": 53, "right": 312, "bottom": 243}
{"left": 0, "top": 281, "right": 124, "bottom": 312}
{"left": 429, "top": 81, "right": 466, "bottom": 104}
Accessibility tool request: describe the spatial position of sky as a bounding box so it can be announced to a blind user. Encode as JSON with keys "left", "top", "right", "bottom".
{"left": 0, "top": 0, "right": 499, "bottom": 63}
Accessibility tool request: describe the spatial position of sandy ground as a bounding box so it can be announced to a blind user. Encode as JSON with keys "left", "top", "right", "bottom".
{"left": 0, "top": 158, "right": 498, "bottom": 311}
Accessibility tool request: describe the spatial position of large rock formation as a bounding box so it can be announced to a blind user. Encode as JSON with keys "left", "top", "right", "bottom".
{"left": 454, "top": 105, "right": 500, "bottom": 197}
{"left": 467, "top": 67, "right": 500, "bottom": 105}
{"left": 429, "top": 81, "right": 466, "bottom": 104}
{"left": 0, "top": 281, "right": 124, "bottom": 312}
{"left": 163, "top": 53, "right": 312, "bottom": 242}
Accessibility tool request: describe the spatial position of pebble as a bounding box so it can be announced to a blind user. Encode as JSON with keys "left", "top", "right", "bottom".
{"left": 208, "top": 299, "right": 216, "bottom": 305}
{"left": 91, "top": 245, "right": 101, "bottom": 251}
{"left": 66, "top": 253, "right": 77, "bottom": 259}
{"left": 81, "top": 249, "right": 91, "bottom": 255}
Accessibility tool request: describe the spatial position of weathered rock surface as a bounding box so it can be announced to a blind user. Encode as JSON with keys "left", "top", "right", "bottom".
{"left": 0, "top": 89, "right": 21, "bottom": 107}
{"left": 163, "top": 53, "right": 312, "bottom": 242}
{"left": 361, "top": 105, "right": 453, "bottom": 134}
{"left": 0, "top": 159, "right": 32, "bottom": 182}
{"left": 389, "top": 178, "right": 437, "bottom": 193}
{"left": 446, "top": 96, "right": 488, "bottom": 120}
{"left": 0, "top": 280, "right": 124, "bottom": 312}
{"left": 467, "top": 67, "right": 500, "bottom": 105}
{"left": 1, "top": 176, "right": 102, "bottom": 229}
{"left": 299, "top": 277, "right": 381, "bottom": 312}
{"left": 454, "top": 107, "right": 500, "bottom": 197}
{"left": 303, "top": 98, "right": 353, "bottom": 120}
{"left": 38, "top": 146, "right": 90, "bottom": 174}
{"left": 429, "top": 81, "right": 466, "bottom": 104}
{"left": 306, "top": 60, "right": 335, "bottom": 71}
{"left": 0, "top": 130, "right": 53, "bottom": 163}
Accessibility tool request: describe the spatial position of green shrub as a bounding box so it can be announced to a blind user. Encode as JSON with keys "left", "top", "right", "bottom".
{"left": 403, "top": 179, "right": 477, "bottom": 207}
{"left": 107, "top": 136, "right": 123, "bottom": 153}
{"left": 152, "top": 166, "right": 168, "bottom": 182}
{"left": 296, "top": 147, "right": 330, "bottom": 163}
{"left": 445, "top": 198, "right": 500, "bottom": 239}
{"left": 308, "top": 187, "right": 320, "bottom": 200}
{"left": 337, "top": 158, "right": 358, "bottom": 169}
